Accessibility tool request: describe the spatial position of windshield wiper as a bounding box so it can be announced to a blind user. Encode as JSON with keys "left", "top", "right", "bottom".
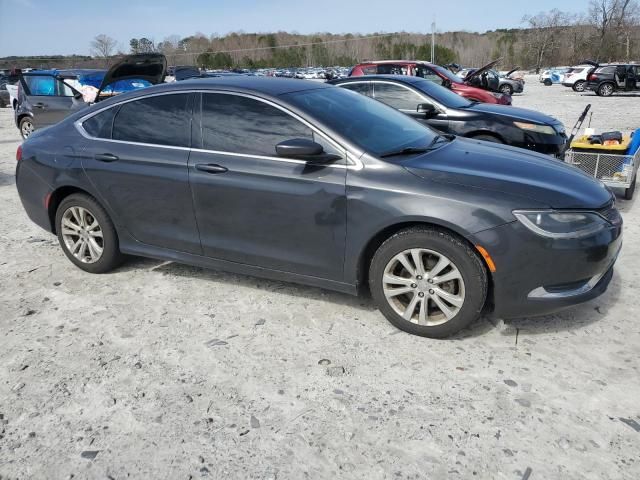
{"left": 380, "top": 135, "right": 455, "bottom": 158}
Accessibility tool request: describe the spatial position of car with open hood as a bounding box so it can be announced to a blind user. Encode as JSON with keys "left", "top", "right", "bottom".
{"left": 349, "top": 60, "right": 511, "bottom": 105}
{"left": 14, "top": 53, "right": 166, "bottom": 139}
{"left": 330, "top": 75, "right": 565, "bottom": 155}
{"left": 459, "top": 61, "right": 524, "bottom": 96}
{"left": 15, "top": 77, "right": 621, "bottom": 339}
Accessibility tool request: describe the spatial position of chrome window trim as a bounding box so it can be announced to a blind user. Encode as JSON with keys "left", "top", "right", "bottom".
{"left": 74, "top": 89, "right": 363, "bottom": 170}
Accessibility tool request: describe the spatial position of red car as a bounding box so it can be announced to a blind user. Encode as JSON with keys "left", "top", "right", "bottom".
{"left": 349, "top": 60, "right": 512, "bottom": 105}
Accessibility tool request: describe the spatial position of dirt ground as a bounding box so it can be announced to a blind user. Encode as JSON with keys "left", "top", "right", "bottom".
{"left": 1, "top": 77, "right": 639, "bottom": 480}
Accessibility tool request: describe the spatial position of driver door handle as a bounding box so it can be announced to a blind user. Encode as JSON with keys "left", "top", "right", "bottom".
{"left": 34, "top": 103, "right": 46, "bottom": 109}
{"left": 94, "top": 153, "right": 119, "bottom": 162}
{"left": 196, "top": 163, "right": 228, "bottom": 174}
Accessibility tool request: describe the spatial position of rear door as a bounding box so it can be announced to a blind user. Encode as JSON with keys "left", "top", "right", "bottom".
{"left": 371, "top": 81, "right": 450, "bottom": 132}
{"left": 21, "top": 74, "right": 86, "bottom": 127}
{"left": 188, "top": 92, "right": 348, "bottom": 280}
{"left": 79, "top": 92, "right": 202, "bottom": 254}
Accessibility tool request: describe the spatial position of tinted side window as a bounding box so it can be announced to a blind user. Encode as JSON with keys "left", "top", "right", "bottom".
{"left": 201, "top": 93, "right": 313, "bottom": 156}
{"left": 23, "top": 75, "right": 56, "bottom": 96}
{"left": 376, "top": 64, "right": 409, "bottom": 75}
{"left": 83, "top": 107, "right": 118, "bottom": 139}
{"left": 598, "top": 66, "right": 616, "bottom": 75}
{"left": 415, "top": 66, "right": 442, "bottom": 84}
{"left": 373, "top": 83, "right": 424, "bottom": 111}
{"left": 339, "top": 83, "right": 372, "bottom": 96}
{"left": 112, "top": 94, "right": 191, "bottom": 147}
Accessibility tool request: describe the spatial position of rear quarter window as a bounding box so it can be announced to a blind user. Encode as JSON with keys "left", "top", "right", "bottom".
{"left": 82, "top": 107, "right": 118, "bottom": 139}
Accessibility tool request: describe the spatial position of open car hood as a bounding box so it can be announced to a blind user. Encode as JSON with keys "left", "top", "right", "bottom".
{"left": 464, "top": 59, "right": 501, "bottom": 83}
{"left": 506, "top": 67, "right": 520, "bottom": 78}
{"left": 97, "top": 53, "right": 167, "bottom": 96}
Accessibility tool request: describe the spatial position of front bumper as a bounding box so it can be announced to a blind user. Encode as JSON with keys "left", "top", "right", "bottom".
{"left": 475, "top": 212, "right": 622, "bottom": 319}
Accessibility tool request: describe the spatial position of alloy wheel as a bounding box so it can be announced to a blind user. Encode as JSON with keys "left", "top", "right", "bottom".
{"left": 600, "top": 84, "right": 614, "bottom": 96}
{"left": 61, "top": 206, "right": 104, "bottom": 264}
{"left": 382, "top": 248, "right": 465, "bottom": 326}
{"left": 21, "top": 119, "right": 34, "bottom": 138}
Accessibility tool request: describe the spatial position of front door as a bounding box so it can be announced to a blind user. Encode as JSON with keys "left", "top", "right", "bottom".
{"left": 21, "top": 74, "right": 86, "bottom": 128}
{"left": 80, "top": 92, "right": 202, "bottom": 255}
{"left": 189, "top": 92, "right": 347, "bottom": 281}
{"left": 372, "top": 81, "right": 450, "bottom": 133}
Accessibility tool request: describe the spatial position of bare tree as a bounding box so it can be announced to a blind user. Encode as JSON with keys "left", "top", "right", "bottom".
{"left": 522, "top": 10, "right": 574, "bottom": 73}
{"left": 588, "top": 0, "right": 640, "bottom": 61}
{"left": 90, "top": 34, "right": 117, "bottom": 66}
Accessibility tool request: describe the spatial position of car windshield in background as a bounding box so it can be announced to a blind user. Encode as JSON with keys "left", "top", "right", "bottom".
{"left": 284, "top": 87, "right": 437, "bottom": 157}
{"left": 410, "top": 78, "right": 473, "bottom": 108}
{"left": 431, "top": 65, "right": 462, "bottom": 83}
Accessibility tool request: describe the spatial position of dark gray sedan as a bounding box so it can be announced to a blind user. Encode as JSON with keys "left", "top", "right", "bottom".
{"left": 15, "top": 77, "right": 622, "bottom": 338}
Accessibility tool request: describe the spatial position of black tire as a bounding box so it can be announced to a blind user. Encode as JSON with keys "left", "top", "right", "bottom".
{"left": 19, "top": 116, "right": 34, "bottom": 139}
{"left": 55, "top": 193, "right": 123, "bottom": 273}
{"left": 500, "top": 84, "right": 513, "bottom": 95}
{"left": 597, "top": 83, "right": 615, "bottom": 97}
{"left": 572, "top": 80, "right": 586, "bottom": 92}
{"left": 472, "top": 134, "right": 503, "bottom": 144}
{"left": 625, "top": 175, "right": 636, "bottom": 200}
{"left": 369, "top": 227, "right": 488, "bottom": 338}
{"left": 543, "top": 79, "right": 552, "bottom": 86}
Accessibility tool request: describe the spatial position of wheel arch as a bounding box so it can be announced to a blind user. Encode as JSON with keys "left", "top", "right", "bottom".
{"left": 356, "top": 220, "right": 494, "bottom": 300}
{"left": 47, "top": 185, "right": 96, "bottom": 233}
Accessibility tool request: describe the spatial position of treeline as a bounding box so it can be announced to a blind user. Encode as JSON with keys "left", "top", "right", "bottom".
{"left": 2, "top": 1, "right": 639, "bottom": 72}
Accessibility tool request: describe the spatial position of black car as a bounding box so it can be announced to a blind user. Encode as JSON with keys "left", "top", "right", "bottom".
{"left": 16, "top": 77, "right": 622, "bottom": 338}
{"left": 330, "top": 75, "right": 566, "bottom": 155}
{"left": 586, "top": 63, "right": 639, "bottom": 96}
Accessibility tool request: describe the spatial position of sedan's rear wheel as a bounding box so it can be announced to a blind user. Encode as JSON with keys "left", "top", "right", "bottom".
{"left": 369, "top": 227, "right": 488, "bottom": 338}
{"left": 55, "top": 194, "right": 123, "bottom": 273}
{"left": 19, "top": 117, "right": 34, "bottom": 139}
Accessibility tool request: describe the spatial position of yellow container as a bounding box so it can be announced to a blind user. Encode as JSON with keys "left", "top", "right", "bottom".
{"left": 570, "top": 134, "right": 631, "bottom": 152}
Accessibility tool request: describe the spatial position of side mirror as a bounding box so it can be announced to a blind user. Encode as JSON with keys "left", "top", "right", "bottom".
{"left": 276, "top": 138, "right": 335, "bottom": 163}
{"left": 417, "top": 103, "right": 437, "bottom": 117}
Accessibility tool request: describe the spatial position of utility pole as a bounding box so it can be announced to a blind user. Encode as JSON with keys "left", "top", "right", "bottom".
{"left": 431, "top": 20, "right": 436, "bottom": 63}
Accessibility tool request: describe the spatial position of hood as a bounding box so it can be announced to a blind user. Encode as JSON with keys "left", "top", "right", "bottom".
{"left": 467, "top": 103, "right": 562, "bottom": 127}
{"left": 403, "top": 137, "right": 611, "bottom": 209}
{"left": 464, "top": 59, "right": 501, "bottom": 83}
{"left": 98, "top": 53, "right": 167, "bottom": 95}
{"left": 506, "top": 67, "right": 520, "bottom": 77}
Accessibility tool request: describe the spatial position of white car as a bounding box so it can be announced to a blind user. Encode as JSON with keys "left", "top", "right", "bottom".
{"left": 6, "top": 83, "right": 18, "bottom": 109}
{"left": 561, "top": 64, "right": 597, "bottom": 92}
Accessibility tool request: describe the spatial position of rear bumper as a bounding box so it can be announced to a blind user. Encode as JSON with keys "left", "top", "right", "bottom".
{"left": 475, "top": 217, "right": 622, "bottom": 319}
{"left": 15, "top": 160, "right": 54, "bottom": 233}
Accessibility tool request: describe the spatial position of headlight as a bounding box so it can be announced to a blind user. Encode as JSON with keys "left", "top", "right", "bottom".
{"left": 513, "top": 210, "right": 608, "bottom": 239}
{"left": 513, "top": 122, "right": 557, "bottom": 135}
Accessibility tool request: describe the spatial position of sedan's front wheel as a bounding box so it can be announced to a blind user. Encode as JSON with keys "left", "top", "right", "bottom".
{"left": 19, "top": 117, "right": 34, "bottom": 139}
{"left": 369, "top": 227, "right": 488, "bottom": 338}
{"left": 55, "top": 193, "right": 123, "bottom": 273}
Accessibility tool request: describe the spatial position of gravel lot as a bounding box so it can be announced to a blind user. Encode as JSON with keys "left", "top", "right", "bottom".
{"left": 1, "top": 77, "right": 639, "bottom": 480}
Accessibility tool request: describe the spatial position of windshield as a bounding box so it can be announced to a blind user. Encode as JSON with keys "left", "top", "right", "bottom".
{"left": 410, "top": 78, "right": 473, "bottom": 108}
{"left": 285, "top": 87, "right": 438, "bottom": 157}
{"left": 431, "top": 65, "right": 461, "bottom": 83}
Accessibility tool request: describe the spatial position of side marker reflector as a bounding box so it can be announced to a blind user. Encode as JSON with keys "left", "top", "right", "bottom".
{"left": 476, "top": 245, "right": 496, "bottom": 273}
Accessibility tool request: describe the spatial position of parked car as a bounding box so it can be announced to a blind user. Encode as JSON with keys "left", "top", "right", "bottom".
{"left": 562, "top": 63, "right": 598, "bottom": 92}
{"left": 585, "top": 63, "right": 640, "bottom": 96}
{"left": 349, "top": 60, "right": 512, "bottom": 105}
{"left": 14, "top": 53, "right": 167, "bottom": 139}
{"left": 329, "top": 75, "right": 565, "bottom": 155}
{"left": 16, "top": 77, "right": 622, "bottom": 338}
{"left": 463, "top": 64, "right": 525, "bottom": 96}
{"left": 539, "top": 67, "right": 571, "bottom": 86}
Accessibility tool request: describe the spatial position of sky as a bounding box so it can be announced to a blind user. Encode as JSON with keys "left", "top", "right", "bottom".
{"left": 0, "top": 0, "right": 590, "bottom": 57}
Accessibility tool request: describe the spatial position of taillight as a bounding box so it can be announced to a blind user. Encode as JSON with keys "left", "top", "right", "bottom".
{"left": 16, "top": 144, "right": 22, "bottom": 162}
{"left": 589, "top": 74, "right": 598, "bottom": 81}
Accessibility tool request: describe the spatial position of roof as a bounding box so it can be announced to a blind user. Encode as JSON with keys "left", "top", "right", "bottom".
{"left": 356, "top": 60, "right": 435, "bottom": 66}
{"left": 332, "top": 74, "right": 425, "bottom": 86}
{"left": 173, "top": 76, "right": 331, "bottom": 96}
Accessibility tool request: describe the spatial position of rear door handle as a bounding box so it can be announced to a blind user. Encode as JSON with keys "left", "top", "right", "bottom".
{"left": 196, "top": 163, "right": 228, "bottom": 174}
{"left": 94, "top": 153, "right": 119, "bottom": 162}
{"left": 34, "top": 103, "right": 46, "bottom": 109}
